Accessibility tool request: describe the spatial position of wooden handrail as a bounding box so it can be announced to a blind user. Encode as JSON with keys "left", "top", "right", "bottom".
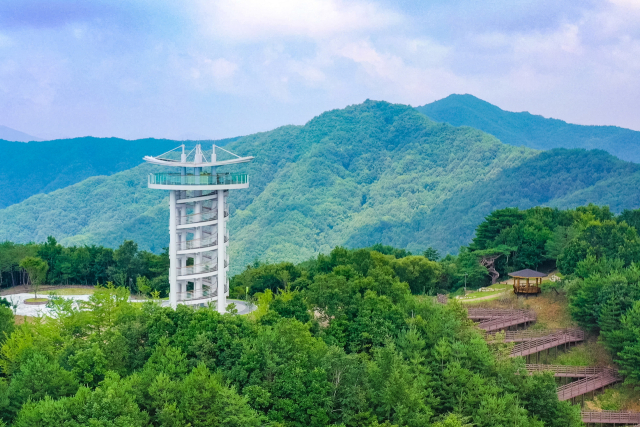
{"left": 525, "top": 364, "right": 617, "bottom": 377}
{"left": 581, "top": 411, "right": 640, "bottom": 423}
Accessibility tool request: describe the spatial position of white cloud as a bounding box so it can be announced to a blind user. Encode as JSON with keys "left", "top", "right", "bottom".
{"left": 196, "top": 0, "right": 401, "bottom": 41}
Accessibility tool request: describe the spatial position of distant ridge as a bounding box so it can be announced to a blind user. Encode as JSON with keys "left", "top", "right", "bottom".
{"left": 0, "top": 125, "right": 41, "bottom": 142}
{"left": 416, "top": 94, "right": 640, "bottom": 163}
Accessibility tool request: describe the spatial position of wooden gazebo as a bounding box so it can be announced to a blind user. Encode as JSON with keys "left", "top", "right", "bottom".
{"left": 509, "top": 269, "right": 546, "bottom": 295}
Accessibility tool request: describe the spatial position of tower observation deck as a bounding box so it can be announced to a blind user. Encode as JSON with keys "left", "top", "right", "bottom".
{"left": 144, "top": 143, "right": 253, "bottom": 312}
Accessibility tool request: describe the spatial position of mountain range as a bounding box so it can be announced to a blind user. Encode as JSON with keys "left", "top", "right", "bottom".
{"left": 0, "top": 125, "right": 41, "bottom": 143}
{"left": 416, "top": 94, "right": 640, "bottom": 163}
{"left": 1, "top": 99, "right": 639, "bottom": 273}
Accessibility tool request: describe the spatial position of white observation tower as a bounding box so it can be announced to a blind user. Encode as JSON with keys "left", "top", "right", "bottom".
{"left": 144, "top": 143, "right": 253, "bottom": 312}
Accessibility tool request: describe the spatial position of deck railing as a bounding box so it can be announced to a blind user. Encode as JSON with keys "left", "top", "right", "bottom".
{"left": 177, "top": 262, "right": 217, "bottom": 277}
{"left": 177, "top": 235, "right": 218, "bottom": 250}
{"left": 150, "top": 173, "right": 248, "bottom": 186}
{"left": 511, "top": 329, "right": 584, "bottom": 356}
{"left": 177, "top": 286, "right": 217, "bottom": 302}
{"left": 486, "top": 328, "right": 583, "bottom": 342}
{"left": 178, "top": 209, "right": 217, "bottom": 225}
{"left": 581, "top": 411, "right": 640, "bottom": 423}
{"left": 525, "top": 364, "right": 616, "bottom": 377}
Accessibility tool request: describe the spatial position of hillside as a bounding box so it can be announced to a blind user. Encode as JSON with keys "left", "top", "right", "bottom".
{"left": 416, "top": 94, "right": 640, "bottom": 163}
{"left": 1, "top": 100, "right": 639, "bottom": 273}
{"left": 0, "top": 136, "right": 238, "bottom": 209}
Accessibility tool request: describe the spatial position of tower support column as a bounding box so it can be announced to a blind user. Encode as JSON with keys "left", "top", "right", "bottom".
{"left": 217, "top": 189, "right": 226, "bottom": 313}
{"left": 169, "top": 190, "right": 178, "bottom": 309}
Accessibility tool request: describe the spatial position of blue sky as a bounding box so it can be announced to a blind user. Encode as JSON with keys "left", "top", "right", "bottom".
{"left": 1, "top": 0, "right": 639, "bottom": 140}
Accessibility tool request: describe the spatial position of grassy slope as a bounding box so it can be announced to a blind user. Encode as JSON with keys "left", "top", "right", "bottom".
{"left": 416, "top": 94, "right": 640, "bottom": 163}
{"left": 1, "top": 100, "right": 640, "bottom": 273}
{"left": 0, "top": 136, "right": 238, "bottom": 209}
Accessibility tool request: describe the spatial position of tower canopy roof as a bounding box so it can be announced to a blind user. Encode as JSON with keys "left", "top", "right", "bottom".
{"left": 144, "top": 143, "right": 253, "bottom": 167}
{"left": 508, "top": 269, "right": 547, "bottom": 278}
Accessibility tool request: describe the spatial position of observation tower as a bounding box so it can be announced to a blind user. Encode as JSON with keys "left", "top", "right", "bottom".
{"left": 144, "top": 143, "right": 252, "bottom": 312}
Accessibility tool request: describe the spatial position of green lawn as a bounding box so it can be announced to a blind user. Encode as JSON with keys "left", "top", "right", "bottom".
{"left": 46, "top": 287, "right": 96, "bottom": 296}
{"left": 24, "top": 298, "right": 48, "bottom": 303}
{"left": 459, "top": 290, "right": 507, "bottom": 304}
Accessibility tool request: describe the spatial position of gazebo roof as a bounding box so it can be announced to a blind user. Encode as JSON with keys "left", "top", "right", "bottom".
{"left": 508, "top": 269, "right": 547, "bottom": 278}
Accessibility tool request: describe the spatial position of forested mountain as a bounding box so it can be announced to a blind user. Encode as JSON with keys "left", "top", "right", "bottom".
{"left": 1, "top": 100, "right": 639, "bottom": 273}
{"left": 0, "top": 136, "right": 238, "bottom": 209}
{"left": 416, "top": 94, "right": 640, "bottom": 163}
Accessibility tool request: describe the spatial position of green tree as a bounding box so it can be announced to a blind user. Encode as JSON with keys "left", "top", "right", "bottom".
{"left": 270, "top": 292, "right": 311, "bottom": 323}
{"left": 392, "top": 256, "right": 443, "bottom": 295}
{"left": 619, "top": 208, "right": 640, "bottom": 233}
{"left": 470, "top": 208, "right": 525, "bottom": 250}
{"left": 150, "top": 364, "right": 262, "bottom": 427}
{"left": 13, "top": 373, "right": 149, "bottom": 427}
{"left": 0, "top": 306, "right": 14, "bottom": 344}
{"left": 545, "top": 224, "right": 580, "bottom": 260}
{"left": 617, "top": 300, "right": 640, "bottom": 385}
{"left": 1, "top": 352, "right": 79, "bottom": 422}
{"left": 558, "top": 220, "right": 640, "bottom": 275}
{"left": 18, "top": 256, "right": 48, "bottom": 298}
{"left": 423, "top": 247, "right": 441, "bottom": 262}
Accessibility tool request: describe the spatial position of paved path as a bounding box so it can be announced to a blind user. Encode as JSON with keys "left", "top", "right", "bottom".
{"left": 7, "top": 293, "right": 255, "bottom": 317}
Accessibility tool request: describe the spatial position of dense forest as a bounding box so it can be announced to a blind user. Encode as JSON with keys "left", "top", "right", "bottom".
{"left": 1, "top": 203, "right": 640, "bottom": 425}
{"left": 0, "top": 253, "right": 581, "bottom": 427}
{"left": 3, "top": 204, "right": 640, "bottom": 297}
{"left": 417, "top": 94, "right": 640, "bottom": 163}
{"left": 1, "top": 101, "right": 639, "bottom": 273}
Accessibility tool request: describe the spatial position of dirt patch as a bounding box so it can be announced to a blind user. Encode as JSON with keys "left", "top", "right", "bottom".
{"left": 14, "top": 315, "right": 33, "bottom": 325}
{"left": 469, "top": 291, "right": 575, "bottom": 329}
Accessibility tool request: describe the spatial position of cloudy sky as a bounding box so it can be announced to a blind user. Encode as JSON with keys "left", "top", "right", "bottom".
{"left": 1, "top": 0, "right": 639, "bottom": 140}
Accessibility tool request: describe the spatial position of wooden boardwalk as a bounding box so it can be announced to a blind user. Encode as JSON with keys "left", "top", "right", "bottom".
{"left": 511, "top": 329, "right": 584, "bottom": 357}
{"left": 486, "top": 328, "right": 583, "bottom": 343}
{"left": 467, "top": 309, "right": 537, "bottom": 332}
{"left": 470, "top": 306, "right": 630, "bottom": 411}
{"left": 525, "top": 364, "right": 614, "bottom": 378}
{"left": 557, "top": 371, "right": 621, "bottom": 401}
{"left": 581, "top": 411, "right": 640, "bottom": 424}
{"left": 467, "top": 308, "right": 534, "bottom": 321}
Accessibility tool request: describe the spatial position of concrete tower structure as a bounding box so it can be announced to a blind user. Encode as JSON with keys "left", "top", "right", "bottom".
{"left": 144, "top": 144, "right": 252, "bottom": 312}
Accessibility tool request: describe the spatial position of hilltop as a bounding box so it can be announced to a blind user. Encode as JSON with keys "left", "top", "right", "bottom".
{"left": 416, "top": 94, "right": 640, "bottom": 163}
{"left": 1, "top": 100, "right": 639, "bottom": 272}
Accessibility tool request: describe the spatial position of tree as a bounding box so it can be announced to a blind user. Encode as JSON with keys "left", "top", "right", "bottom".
{"left": 392, "top": 256, "right": 443, "bottom": 295}
{"left": 617, "top": 301, "right": 640, "bottom": 385}
{"left": 13, "top": 373, "right": 149, "bottom": 427}
{"left": 1, "top": 352, "right": 78, "bottom": 423}
{"left": 423, "top": 247, "right": 441, "bottom": 262}
{"left": 619, "top": 208, "right": 640, "bottom": 233}
{"left": 545, "top": 225, "right": 580, "bottom": 260}
{"left": 558, "top": 220, "right": 640, "bottom": 274}
{"left": 18, "top": 257, "right": 48, "bottom": 298}
{"left": 470, "top": 208, "right": 525, "bottom": 250}
{"left": 112, "top": 240, "right": 142, "bottom": 292}
{"left": 0, "top": 306, "right": 14, "bottom": 344}
{"left": 149, "top": 364, "right": 263, "bottom": 427}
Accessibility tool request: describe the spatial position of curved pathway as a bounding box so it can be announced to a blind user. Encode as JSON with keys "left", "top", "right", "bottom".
{"left": 7, "top": 293, "right": 255, "bottom": 317}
